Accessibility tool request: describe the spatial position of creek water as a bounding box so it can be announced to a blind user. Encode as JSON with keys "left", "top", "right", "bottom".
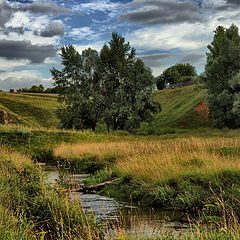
{"left": 46, "top": 169, "right": 190, "bottom": 238}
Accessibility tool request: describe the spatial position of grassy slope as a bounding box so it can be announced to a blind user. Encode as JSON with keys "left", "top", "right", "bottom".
{"left": 138, "top": 85, "right": 209, "bottom": 134}
{"left": 0, "top": 85, "right": 208, "bottom": 130}
{"left": 0, "top": 92, "right": 58, "bottom": 127}
{"left": 154, "top": 85, "right": 208, "bottom": 128}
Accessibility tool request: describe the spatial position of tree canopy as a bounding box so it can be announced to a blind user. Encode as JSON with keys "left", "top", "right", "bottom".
{"left": 156, "top": 63, "right": 197, "bottom": 90}
{"left": 51, "top": 46, "right": 102, "bottom": 131}
{"left": 51, "top": 32, "right": 160, "bottom": 131}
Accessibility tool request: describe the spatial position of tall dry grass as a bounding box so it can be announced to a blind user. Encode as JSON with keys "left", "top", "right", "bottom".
{"left": 54, "top": 137, "right": 240, "bottom": 183}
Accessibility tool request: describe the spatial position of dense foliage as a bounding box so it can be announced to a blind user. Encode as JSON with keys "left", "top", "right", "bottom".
{"left": 51, "top": 33, "right": 159, "bottom": 131}
{"left": 205, "top": 24, "right": 240, "bottom": 128}
{"left": 156, "top": 63, "right": 197, "bottom": 90}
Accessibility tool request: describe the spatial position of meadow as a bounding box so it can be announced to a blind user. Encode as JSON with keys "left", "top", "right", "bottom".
{"left": 0, "top": 85, "right": 208, "bottom": 132}
{"left": 3, "top": 125, "right": 240, "bottom": 239}
{"left": 2, "top": 85, "right": 240, "bottom": 239}
{"left": 53, "top": 136, "right": 240, "bottom": 213}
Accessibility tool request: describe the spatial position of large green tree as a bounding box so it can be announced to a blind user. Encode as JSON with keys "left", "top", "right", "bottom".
{"left": 205, "top": 24, "right": 240, "bottom": 128}
{"left": 51, "top": 33, "right": 159, "bottom": 131}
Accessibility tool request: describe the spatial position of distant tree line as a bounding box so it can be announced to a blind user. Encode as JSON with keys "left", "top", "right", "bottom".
{"left": 11, "top": 85, "right": 60, "bottom": 93}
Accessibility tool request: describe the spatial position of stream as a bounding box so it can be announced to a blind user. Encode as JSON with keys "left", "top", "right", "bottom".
{"left": 46, "top": 169, "right": 190, "bottom": 238}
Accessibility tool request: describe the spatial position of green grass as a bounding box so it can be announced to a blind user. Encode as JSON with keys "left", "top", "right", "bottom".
{"left": 0, "top": 147, "right": 102, "bottom": 239}
{"left": 0, "top": 125, "right": 125, "bottom": 163}
{"left": 154, "top": 85, "right": 208, "bottom": 128}
{"left": 136, "top": 85, "right": 209, "bottom": 135}
{"left": 0, "top": 85, "right": 209, "bottom": 132}
{"left": 120, "top": 229, "right": 240, "bottom": 240}
{"left": 0, "top": 92, "right": 58, "bottom": 127}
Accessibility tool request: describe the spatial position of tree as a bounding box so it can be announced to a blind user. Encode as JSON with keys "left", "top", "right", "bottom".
{"left": 156, "top": 75, "right": 166, "bottom": 90}
{"left": 156, "top": 63, "right": 196, "bottom": 90}
{"left": 205, "top": 24, "right": 240, "bottom": 128}
{"left": 51, "top": 46, "right": 103, "bottom": 131}
{"left": 98, "top": 32, "right": 160, "bottom": 131}
{"left": 17, "top": 84, "right": 45, "bottom": 93}
{"left": 174, "top": 63, "right": 196, "bottom": 78}
{"left": 45, "top": 86, "right": 60, "bottom": 93}
{"left": 51, "top": 33, "right": 159, "bottom": 131}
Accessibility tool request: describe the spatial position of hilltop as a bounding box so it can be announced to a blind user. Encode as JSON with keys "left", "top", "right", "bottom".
{"left": 0, "top": 85, "right": 209, "bottom": 130}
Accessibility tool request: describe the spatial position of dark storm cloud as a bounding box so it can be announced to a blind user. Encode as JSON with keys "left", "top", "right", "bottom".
{"left": 138, "top": 53, "right": 171, "bottom": 67}
{"left": 0, "top": 40, "right": 58, "bottom": 63}
{"left": 226, "top": 0, "right": 240, "bottom": 5}
{"left": 120, "top": 0, "right": 202, "bottom": 26}
{"left": 180, "top": 52, "right": 205, "bottom": 63}
{"left": 0, "top": 77, "right": 52, "bottom": 91}
{"left": 217, "top": 0, "right": 240, "bottom": 10}
{"left": 17, "top": 1, "right": 72, "bottom": 15}
{"left": 0, "top": 0, "right": 13, "bottom": 26}
{"left": 40, "top": 22, "right": 65, "bottom": 37}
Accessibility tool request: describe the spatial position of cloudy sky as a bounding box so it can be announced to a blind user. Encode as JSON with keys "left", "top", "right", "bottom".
{"left": 0, "top": 0, "right": 239, "bottom": 90}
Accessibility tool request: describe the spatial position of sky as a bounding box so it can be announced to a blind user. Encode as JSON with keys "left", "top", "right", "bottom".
{"left": 0, "top": 0, "right": 239, "bottom": 91}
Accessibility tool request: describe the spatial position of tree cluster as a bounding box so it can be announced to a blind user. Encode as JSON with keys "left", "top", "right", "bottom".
{"left": 51, "top": 33, "right": 160, "bottom": 131}
{"left": 156, "top": 63, "right": 197, "bottom": 90}
{"left": 17, "top": 84, "right": 45, "bottom": 93}
{"left": 14, "top": 85, "right": 60, "bottom": 94}
{"left": 205, "top": 24, "right": 240, "bottom": 128}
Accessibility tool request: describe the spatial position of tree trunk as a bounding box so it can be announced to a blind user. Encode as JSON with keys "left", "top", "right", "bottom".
{"left": 61, "top": 179, "right": 118, "bottom": 193}
{"left": 91, "top": 124, "right": 96, "bottom": 131}
{"left": 113, "top": 116, "right": 117, "bottom": 130}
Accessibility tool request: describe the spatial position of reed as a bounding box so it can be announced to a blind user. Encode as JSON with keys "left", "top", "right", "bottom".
{"left": 0, "top": 146, "right": 103, "bottom": 239}
{"left": 54, "top": 137, "right": 240, "bottom": 184}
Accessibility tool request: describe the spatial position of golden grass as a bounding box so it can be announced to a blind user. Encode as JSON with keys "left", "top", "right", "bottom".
{"left": 54, "top": 137, "right": 240, "bottom": 184}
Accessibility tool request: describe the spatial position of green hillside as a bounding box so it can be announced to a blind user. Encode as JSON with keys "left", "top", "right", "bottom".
{"left": 138, "top": 84, "right": 209, "bottom": 134}
{"left": 0, "top": 85, "right": 209, "bottom": 130}
{"left": 0, "top": 92, "right": 58, "bottom": 127}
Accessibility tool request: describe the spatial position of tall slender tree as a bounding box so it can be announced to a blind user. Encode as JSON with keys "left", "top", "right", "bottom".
{"left": 205, "top": 24, "right": 240, "bottom": 128}
{"left": 51, "top": 46, "right": 102, "bottom": 131}
{"left": 99, "top": 32, "right": 159, "bottom": 131}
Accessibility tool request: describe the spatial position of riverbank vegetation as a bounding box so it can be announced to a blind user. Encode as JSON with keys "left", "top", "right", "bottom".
{"left": 3, "top": 125, "right": 240, "bottom": 239}
{"left": 53, "top": 137, "right": 240, "bottom": 216}
{"left": 0, "top": 145, "right": 103, "bottom": 239}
